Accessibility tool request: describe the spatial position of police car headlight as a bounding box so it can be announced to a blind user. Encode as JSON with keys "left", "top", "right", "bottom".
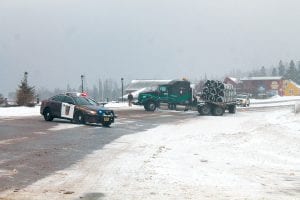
{"left": 88, "top": 110, "right": 97, "bottom": 115}
{"left": 98, "top": 110, "right": 103, "bottom": 115}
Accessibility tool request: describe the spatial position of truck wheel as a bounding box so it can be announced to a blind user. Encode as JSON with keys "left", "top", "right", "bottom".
{"left": 228, "top": 105, "right": 236, "bottom": 114}
{"left": 198, "top": 105, "right": 210, "bottom": 115}
{"left": 212, "top": 106, "right": 224, "bottom": 116}
{"left": 147, "top": 101, "right": 156, "bottom": 112}
{"left": 144, "top": 104, "right": 149, "bottom": 111}
{"left": 43, "top": 108, "right": 54, "bottom": 121}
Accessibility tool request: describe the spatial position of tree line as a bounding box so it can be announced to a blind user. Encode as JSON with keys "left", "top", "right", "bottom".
{"left": 37, "top": 78, "right": 122, "bottom": 102}
{"left": 0, "top": 72, "right": 124, "bottom": 107}
{"left": 248, "top": 60, "right": 300, "bottom": 84}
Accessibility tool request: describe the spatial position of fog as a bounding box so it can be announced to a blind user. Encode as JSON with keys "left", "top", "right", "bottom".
{"left": 1, "top": 0, "right": 300, "bottom": 96}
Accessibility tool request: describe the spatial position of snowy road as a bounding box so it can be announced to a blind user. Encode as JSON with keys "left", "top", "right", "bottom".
{"left": 0, "top": 105, "right": 300, "bottom": 199}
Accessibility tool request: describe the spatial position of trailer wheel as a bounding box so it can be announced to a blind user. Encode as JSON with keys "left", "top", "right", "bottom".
{"left": 212, "top": 106, "right": 224, "bottom": 116}
{"left": 228, "top": 105, "right": 236, "bottom": 114}
{"left": 147, "top": 101, "right": 156, "bottom": 112}
{"left": 198, "top": 105, "right": 210, "bottom": 115}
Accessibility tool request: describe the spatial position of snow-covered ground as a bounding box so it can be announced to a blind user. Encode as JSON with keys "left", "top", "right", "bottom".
{"left": 1, "top": 104, "right": 299, "bottom": 199}
{"left": 0, "top": 106, "right": 41, "bottom": 118}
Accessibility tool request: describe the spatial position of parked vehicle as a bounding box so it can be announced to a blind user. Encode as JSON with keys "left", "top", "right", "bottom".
{"left": 236, "top": 93, "right": 250, "bottom": 107}
{"left": 40, "top": 92, "right": 115, "bottom": 127}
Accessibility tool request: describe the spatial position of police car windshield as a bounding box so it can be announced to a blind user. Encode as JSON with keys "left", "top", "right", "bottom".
{"left": 237, "top": 94, "right": 247, "bottom": 98}
{"left": 73, "top": 96, "right": 97, "bottom": 106}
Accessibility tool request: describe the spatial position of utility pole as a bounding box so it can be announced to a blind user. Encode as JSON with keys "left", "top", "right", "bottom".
{"left": 121, "top": 77, "right": 124, "bottom": 102}
{"left": 99, "top": 78, "right": 103, "bottom": 102}
{"left": 81, "top": 75, "right": 84, "bottom": 93}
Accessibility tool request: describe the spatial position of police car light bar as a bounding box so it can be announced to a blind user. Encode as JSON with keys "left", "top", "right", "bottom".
{"left": 65, "top": 92, "right": 88, "bottom": 97}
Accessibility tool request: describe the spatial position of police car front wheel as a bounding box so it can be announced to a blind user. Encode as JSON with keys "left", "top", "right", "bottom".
{"left": 73, "top": 112, "right": 85, "bottom": 124}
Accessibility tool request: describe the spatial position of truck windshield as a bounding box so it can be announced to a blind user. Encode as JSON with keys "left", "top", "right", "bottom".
{"left": 73, "top": 97, "right": 98, "bottom": 106}
{"left": 145, "top": 86, "right": 158, "bottom": 92}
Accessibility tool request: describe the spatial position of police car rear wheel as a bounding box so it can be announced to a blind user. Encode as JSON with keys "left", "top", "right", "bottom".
{"left": 43, "top": 108, "right": 53, "bottom": 121}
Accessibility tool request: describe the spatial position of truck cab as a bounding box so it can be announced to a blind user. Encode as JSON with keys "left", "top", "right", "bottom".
{"left": 137, "top": 80, "right": 192, "bottom": 111}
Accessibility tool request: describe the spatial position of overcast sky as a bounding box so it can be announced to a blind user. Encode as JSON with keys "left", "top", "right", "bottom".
{"left": 1, "top": 0, "right": 300, "bottom": 96}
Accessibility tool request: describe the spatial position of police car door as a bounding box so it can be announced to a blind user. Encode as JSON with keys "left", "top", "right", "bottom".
{"left": 61, "top": 96, "right": 75, "bottom": 119}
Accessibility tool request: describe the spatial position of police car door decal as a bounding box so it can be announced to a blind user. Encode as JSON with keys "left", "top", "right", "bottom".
{"left": 61, "top": 103, "right": 75, "bottom": 119}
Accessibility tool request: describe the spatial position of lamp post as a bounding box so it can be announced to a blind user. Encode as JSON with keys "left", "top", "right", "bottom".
{"left": 81, "top": 75, "right": 84, "bottom": 93}
{"left": 121, "top": 78, "right": 124, "bottom": 102}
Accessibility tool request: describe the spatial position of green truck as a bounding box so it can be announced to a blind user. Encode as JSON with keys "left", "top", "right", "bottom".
{"left": 136, "top": 79, "right": 237, "bottom": 116}
{"left": 136, "top": 80, "right": 193, "bottom": 111}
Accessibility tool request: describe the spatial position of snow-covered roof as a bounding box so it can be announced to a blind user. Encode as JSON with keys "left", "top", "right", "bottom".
{"left": 126, "top": 80, "right": 172, "bottom": 91}
{"left": 225, "top": 77, "right": 240, "bottom": 84}
{"left": 121, "top": 87, "right": 149, "bottom": 99}
{"left": 288, "top": 80, "right": 300, "bottom": 88}
{"left": 240, "top": 76, "right": 283, "bottom": 81}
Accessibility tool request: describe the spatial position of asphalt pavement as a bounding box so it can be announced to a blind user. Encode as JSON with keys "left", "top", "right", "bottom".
{"left": 0, "top": 108, "right": 197, "bottom": 192}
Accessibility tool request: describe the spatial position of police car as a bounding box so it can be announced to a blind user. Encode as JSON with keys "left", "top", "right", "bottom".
{"left": 40, "top": 92, "right": 115, "bottom": 127}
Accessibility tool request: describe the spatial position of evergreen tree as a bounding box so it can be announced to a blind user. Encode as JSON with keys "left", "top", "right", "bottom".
{"left": 91, "top": 85, "right": 99, "bottom": 101}
{"left": 297, "top": 61, "right": 300, "bottom": 84}
{"left": 260, "top": 66, "right": 266, "bottom": 76}
{"left": 16, "top": 72, "right": 35, "bottom": 106}
{"left": 0, "top": 93, "right": 4, "bottom": 105}
{"left": 98, "top": 79, "right": 103, "bottom": 102}
{"left": 285, "top": 60, "right": 298, "bottom": 83}
{"left": 271, "top": 67, "right": 278, "bottom": 76}
{"left": 278, "top": 60, "right": 286, "bottom": 76}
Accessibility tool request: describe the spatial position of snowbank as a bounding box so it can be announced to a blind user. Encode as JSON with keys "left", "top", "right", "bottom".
{"left": 104, "top": 102, "right": 142, "bottom": 110}
{"left": 0, "top": 106, "right": 40, "bottom": 118}
{"left": 251, "top": 95, "right": 300, "bottom": 104}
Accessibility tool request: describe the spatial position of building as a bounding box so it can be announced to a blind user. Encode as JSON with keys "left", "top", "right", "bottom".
{"left": 224, "top": 76, "right": 285, "bottom": 97}
{"left": 240, "top": 76, "right": 284, "bottom": 97}
{"left": 283, "top": 80, "right": 300, "bottom": 96}
{"left": 125, "top": 80, "right": 172, "bottom": 93}
{"left": 122, "top": 79, "right": 172, "bottom": 100}
{"left": 223, "top": 77, "right": 242, "bottom": 93}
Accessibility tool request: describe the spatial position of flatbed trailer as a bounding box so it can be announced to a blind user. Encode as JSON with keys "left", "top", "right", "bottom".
{"left": 197, "top": 100, "right": 236, "bottom": 116}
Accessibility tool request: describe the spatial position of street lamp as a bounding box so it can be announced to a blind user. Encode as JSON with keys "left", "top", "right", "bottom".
{"left": 81, "top": 75, "right": 84, "bottom": 93}
{"left": 121, "top": 78, "right": 124, "bottom": 102}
